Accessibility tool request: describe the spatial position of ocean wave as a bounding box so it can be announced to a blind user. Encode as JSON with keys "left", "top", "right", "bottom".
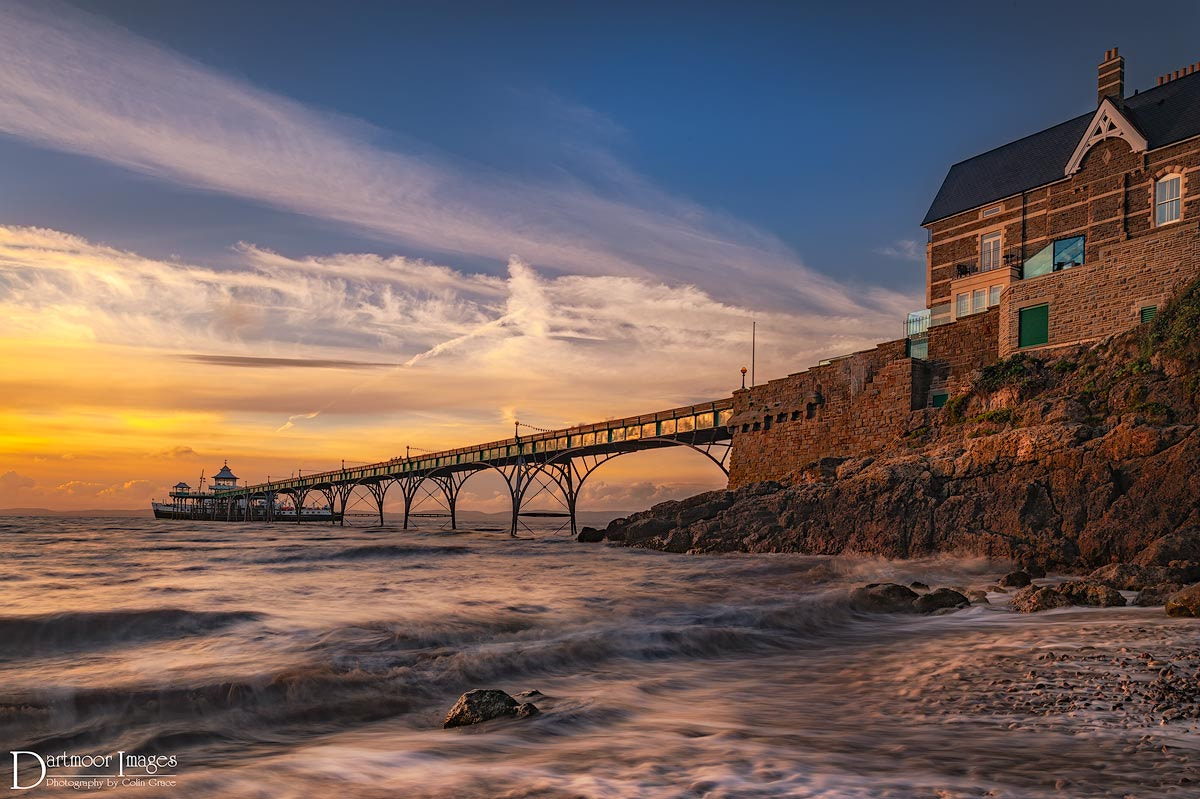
{"left": 252, "top": 544, "right": 470, "bottom": 564}
{"left": 0, "top": 608, "right": 262, "bottom": 658}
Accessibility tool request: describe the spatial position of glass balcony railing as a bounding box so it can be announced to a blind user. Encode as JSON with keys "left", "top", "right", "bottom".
{"left": 905, "top": 309, "right": 931, "bottom": 337}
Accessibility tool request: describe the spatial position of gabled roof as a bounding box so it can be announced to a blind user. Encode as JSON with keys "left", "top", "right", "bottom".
{"left": 923, "top": 69, "right": 1200, "bottom": 225}
{"left": 213, "top": 462, "right": 238, "bottom": 480}
{"left": 1063, "top": 99, "right": 1147, "bottom": 175}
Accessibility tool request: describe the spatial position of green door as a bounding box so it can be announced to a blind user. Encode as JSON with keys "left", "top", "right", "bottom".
{"left": 1018, "top": 304, "right": 1049, "bottom": 348}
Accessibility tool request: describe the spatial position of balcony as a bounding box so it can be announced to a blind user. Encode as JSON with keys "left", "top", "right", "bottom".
{"left": 905, "top": 309, "right": 931, "bottom": 337}
{"left": 953, "top": 251, "right": 1022, "bottom": 279}
{"left": 904, "top": 309, "right": 931, "bottom": 360}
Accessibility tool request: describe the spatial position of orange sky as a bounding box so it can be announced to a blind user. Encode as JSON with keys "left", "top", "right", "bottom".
{"left": 0, "top": 7, "right": 916, "bottom": 514}
{"left": 0, "top": 226, "right": 909, "bottom": 512}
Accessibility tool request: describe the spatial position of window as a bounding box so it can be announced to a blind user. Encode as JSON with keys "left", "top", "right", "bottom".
{"left": 982, "top": 205, "right": 1002, "bottom": 218}
{"left": 1140, "top": 305, "right": 1158, "bottom": 324}
{"left": 1156, "top": 175, "right": 1182, "bottom": 226}
{"left": 931, "top": 392, "right": 949, "bottom": 409}
{"left": 973, "top": 288, "right": 986, "bottom": 313}
{"left": 980, "top": 232, "right": 1002, "bottom": 272}
{"left": 956, "top": 293, "right": 970, "bottom": 319}
{"left": 1018, "top": 304, "right": 1050, "bottom": 348}
{"left": 989, "top": 285, "right": 1002, "bottom": 307}
{"left": 1053, "top": 236, "right": 1085, "bottom": 270}
{"left": 1023, "top": 235, "right": 1085, "bottom": 279}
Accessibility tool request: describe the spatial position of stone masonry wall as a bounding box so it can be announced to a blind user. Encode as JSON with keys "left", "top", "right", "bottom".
{"left": 727, "top": 339, "right": 926, "bottom": 488}
{"left": 926, "top": 133, "right": 1200, "bottom": 310}
{"left": 999, "top": 221, "right": 1200, "bottom": 356}
{"left": 926, "top": 308, "right": 1000, "bottom": 400}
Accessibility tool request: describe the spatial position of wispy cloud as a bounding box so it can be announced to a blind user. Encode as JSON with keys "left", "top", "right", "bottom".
{"left": 276, "top": 411, "right": 321, "bottom": 433}
{"left": 876, "top": 239, "right": 925, "bottom": 262}
{"left": 0, "top": 225, "right": 910, "bottom": 438}
{"left": 180, "top": 355, "right": 395, "bottom": 369}
{"left": 0, "top": 1, "right": 909, "bottom": 313}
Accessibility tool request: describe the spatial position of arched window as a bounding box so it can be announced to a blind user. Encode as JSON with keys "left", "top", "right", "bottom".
{"left": 1156, "top": 174, "right": 1182, "bottom": 226}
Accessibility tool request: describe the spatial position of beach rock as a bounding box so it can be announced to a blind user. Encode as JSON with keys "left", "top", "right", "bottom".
{"left": 622, "top": 517, "right": 673, "bottom": 544}
{"left": 1087, "top": 563, "right": 1159, "bottom": 590}
{"left": 1000, "top": 571, "right": 1032, "bottom": 588}
{"left": 602, "top": 520, "right": 627, "bottom": 542}
{"left": 1135, "top": 529, "right": 1200, "bottom": 566}
{"left": 589, "top": 307, "right": 1200, "bottom": 570}
{"left": 1011, "top": 586, "right": 1072, "bottom": 613}
{"left": 443, "top": 689, "right": 535, "bottom": 728}
{"left": 1135, "top": 583, "right": 1183, "bottom": 607}
{"left": 913, "top": 588, "right": 970, "bottom": 613}
{"left": 1165, "top": 584, "right": 1200, "bottom": 617}
{"left": 849, "top": 583, "right": 918, "bottom": 613}
{"left": 576, "top": 527, "right": 605, "bottom": 543}
{"left": 1057, "top": 580, "right": 1126, "bottom": 607}
{"left": 1086, "top": 562, "right": 1200, "bottom": 591}
{"left": 967, "top": 589, "right": 989, "bottom": 603}
{"left": 909, "top": 581, "right": 930, "bottom": 592}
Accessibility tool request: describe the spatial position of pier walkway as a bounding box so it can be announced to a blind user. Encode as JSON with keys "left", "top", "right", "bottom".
{"left": 224, "top": 399, "right": 734, "bottom": 536}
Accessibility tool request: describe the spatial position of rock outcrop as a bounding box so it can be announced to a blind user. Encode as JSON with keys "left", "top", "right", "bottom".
{"left": 584, "top": 279, "right": 1200, "bottom": 572}
{"left": 849, "top": 583, "right": 919, "bottom": 613}
{"left": 913, "top": 588, "right": 970, "bottom": 614}
{"left": 1165, "top": 584, "right": 1200, "bottom": 617}
{"left": 1011, "top": 586, "right": 1073, "bottom": 613}
{"left": 443, "top": 689, "right": 539, "bottom": 729}
{"left": 849, "top": 583, "right": 970, "bottom": 614}
{"left": 1000, "top": 571, "right": 1032, "bottom": 588}
{"left": 1056, "top": 581, "right": 1126, "bottom": 607}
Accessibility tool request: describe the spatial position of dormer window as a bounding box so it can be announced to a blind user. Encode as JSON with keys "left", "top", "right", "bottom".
{"left": 980, "top": 232, "right": 1002, "bottom": 272}
{"left": 1156, "top": 175, "right": 1182, "bottom": 226}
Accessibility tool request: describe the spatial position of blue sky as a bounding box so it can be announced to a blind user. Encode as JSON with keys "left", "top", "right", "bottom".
{"left": 3, "top": 0, "right": 1200, "bottom": 508}
{"left": 4, "top": 0, "right": 1197, "bottom": 293}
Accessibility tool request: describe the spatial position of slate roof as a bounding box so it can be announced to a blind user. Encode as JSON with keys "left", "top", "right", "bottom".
{"left": 923, "top": 69, "right": 1200, "bottom": 225}
{"left": 213, "top": 463, "right": 238, "bottom": 480}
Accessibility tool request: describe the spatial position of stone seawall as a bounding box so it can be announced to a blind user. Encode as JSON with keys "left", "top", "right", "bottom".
{"left": 587, "top": 278, "right": 1200, "bottom": 570}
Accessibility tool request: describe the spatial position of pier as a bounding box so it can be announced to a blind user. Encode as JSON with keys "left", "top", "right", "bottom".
{"left": 198, "top": 399, "right": 734, "bottom": 536}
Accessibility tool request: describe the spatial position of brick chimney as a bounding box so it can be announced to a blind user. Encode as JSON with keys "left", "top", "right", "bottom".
{"left": 1098, "top": 47, "right": 1124, "bottom": 105}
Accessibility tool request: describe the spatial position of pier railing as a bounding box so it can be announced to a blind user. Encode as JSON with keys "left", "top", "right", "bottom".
{"left": 246, "top": 398, "right": 735, "bottom": 495}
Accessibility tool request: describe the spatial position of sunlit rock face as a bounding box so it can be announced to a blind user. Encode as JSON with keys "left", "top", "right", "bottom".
{"left": 595, "top": 290, "right": 1200, "bottom": 573}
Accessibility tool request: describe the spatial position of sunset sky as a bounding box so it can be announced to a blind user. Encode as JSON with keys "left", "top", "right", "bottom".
{"left": 3, "top": 0, "right": 1199, "bottom": 512}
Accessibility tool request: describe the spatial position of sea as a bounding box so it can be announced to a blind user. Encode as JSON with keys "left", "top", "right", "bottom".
{"left": 2, "top": 517, "right": 1198, "bottom": 798}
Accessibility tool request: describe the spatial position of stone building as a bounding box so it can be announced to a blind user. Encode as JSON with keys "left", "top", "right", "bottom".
{"left": 728, "top": 48, "right": 1200, "bottom": 488}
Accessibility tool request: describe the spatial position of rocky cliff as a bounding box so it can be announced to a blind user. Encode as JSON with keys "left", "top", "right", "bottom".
{"left": 586, "top": 277, "right": 1200, "bottom": 572}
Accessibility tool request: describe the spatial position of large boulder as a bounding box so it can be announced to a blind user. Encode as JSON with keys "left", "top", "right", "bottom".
{"left": 999, "top": 571, "right": 1032, "bottom": 588}
{"left": 1135, "top": 529, "right": 1200, "bottom": 566}
{"left": 1165, "top": 584, "right": 1200, "bottom": 617}
{"left": 1056, "top": 580, "right": 1126, "bottom": 607}
{"left": 1010, "top": 586, "right": 1072, "bottom": 613}
{"left": 849, "top": 583, "right": 919, "bottom": 613}
{"left": 622, "top": 517, "right": 672, "bottom": 544}
{"left": 1087, "top": 562, "right": 1200, "bottom": 590}
{"left": 576, "top": 526, "right": 605, "bottom": 543}
{"left": 1135, "top": 583, "right": 1183, "bottom": 607}
{"left": 443, "top": 689, "right": 537, "bottom": 729}
{"left": 913, "top": 588, "right": 970, "bottom": 614}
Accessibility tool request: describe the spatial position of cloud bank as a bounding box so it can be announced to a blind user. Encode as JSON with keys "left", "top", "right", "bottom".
{"left": 0, "top": 1, "right": 908, "bottom": 313}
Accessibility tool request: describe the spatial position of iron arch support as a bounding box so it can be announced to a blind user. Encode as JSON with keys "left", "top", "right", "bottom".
{"left": 510, "top": 435, "right": 731, "bottom": 538}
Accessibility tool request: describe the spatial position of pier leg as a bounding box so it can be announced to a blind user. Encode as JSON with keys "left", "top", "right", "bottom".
{"left": 366, "top": 481, "right": 389, "bottom": 527}
{"left": 294, "top": 489, "right": 307, "bottom": 524}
